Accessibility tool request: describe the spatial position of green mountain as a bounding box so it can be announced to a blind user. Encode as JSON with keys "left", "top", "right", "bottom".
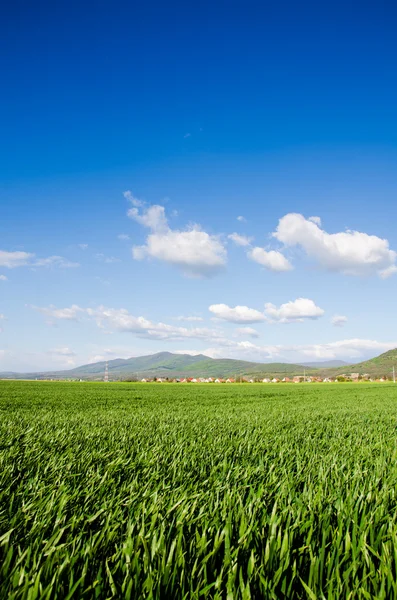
{"left": 316, "top": 349, "right": 397, "bottom": 378}
{"left": 0, "top": 351, "right": 312, "bottom": 380}
{"left": 1, "top": 349, "right": 397, "bottom": 381}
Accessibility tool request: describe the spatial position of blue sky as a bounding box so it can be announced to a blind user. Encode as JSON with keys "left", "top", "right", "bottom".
{"left": 1, "top": 0, "right": 397, "bottom": 371}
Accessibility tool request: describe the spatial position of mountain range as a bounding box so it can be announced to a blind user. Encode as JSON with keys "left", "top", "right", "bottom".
{"left": 1, "top": 349, "right": 397, "bottom": 380}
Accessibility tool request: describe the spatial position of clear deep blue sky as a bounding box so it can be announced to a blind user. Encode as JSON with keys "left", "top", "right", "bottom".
{"left": 1, "top": 0, "right": 397, "bottom": 371}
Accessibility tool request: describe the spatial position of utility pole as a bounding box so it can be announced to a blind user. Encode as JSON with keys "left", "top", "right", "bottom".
{"left": 104, "top": 361, "right": 109, "bottom": 383}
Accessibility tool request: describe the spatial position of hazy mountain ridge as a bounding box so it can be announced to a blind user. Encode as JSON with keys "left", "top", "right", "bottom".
{"left": 1, "top": 350, "right": 397, "bottom": 380}
{"left": 317, "top": 349, "right": 397, "bottom": 378}
{"left": 0, "top": 351, "right": 313, "bottom": 380}
{"left": 300, "top": 360, "right": 349, "bottom": 368}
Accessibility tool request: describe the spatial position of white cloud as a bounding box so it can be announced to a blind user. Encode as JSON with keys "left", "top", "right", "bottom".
{"left": 118, "top": 234, "right": 130, "bottom": 241}
{"left": 331, "top": 315, "right": 348, "bottom": 327}
{"left": 0, "top": 251, "right": 79, "bottom": 270}
{"left": 86, "top": 306, "right": 226, "bottom": 341}
{"left": 298, "top": 339, "right": 397, "bottom": 360}
{"left": 228, "top": 233, "right": 253, "bottom": 247}
{"left": 0, "top": 275, "right": 7, "bottom": 281}
{"left": 31, "top": 304, "right": 84, "bottom": 321}
{"left": 209, "top": 299, "right": 322, "bottom": 325}
{"left": 237, "top": 216, "right": 246, "bottom": 222}
{"left": 174, "top": 316, "right": 204, "bottom": 322}
{"left": 273, "top": 213, "right": 397, "bottom": 278}
{"left": 308, "top": 216, "right": 322, "bottom": 226}
{"left": 130, "top": 202, "right": 226, "bottom": 277}
{"left": 235, "top": 327, "right": 260, "bottom": 338}
{"left": 184, "top": 133, "right": 191, "bottom": 138}
{"left": 0, "top": 314, "right": 5, "bottom": 320}
{"left": 133, "top": 228, "right": 226, "bottom": 277}
{"left": 209, "top": 303, "right": 265, "bottom": 323}
{"left": 379, "top": 265, "right": 397, "bottom": 279}
{"left": 34, "top": 256, "right": 80, "bottom": 268}
{"left": 248, "top": 247, "right": 292, "bottom": 272}
{"left": 128, "top": 205, "right": 168, "bottom": 233}
{"left": 123, "top": 190, "right": 144, "bottom": 207}
{"left": 31, "top": 303, "right": 225, "bottom": 344}
{"left": 264, "top": 298, "right": 325, "bottom": 323}
{"left": 0, "top": 250, "right": 34, "bottom": 268}
{"left": 203, "top": 338, "right": 397, "bottom": 363}
{"left": 78, "top": 244, "right": 88, "bottom": 250}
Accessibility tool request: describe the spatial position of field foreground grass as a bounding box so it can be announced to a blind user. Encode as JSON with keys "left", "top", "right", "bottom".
{"left": 1, "top": 381, "right": 397, "bottom": 599}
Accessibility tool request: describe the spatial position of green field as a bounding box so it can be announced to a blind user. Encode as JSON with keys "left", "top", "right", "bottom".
{"left": 2, "top": 381, "right": 397, "bottom": 598}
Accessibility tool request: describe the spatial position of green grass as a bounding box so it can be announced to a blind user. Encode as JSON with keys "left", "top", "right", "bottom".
{"left": 2, "top": 381, "right": 397, "bottom": 598}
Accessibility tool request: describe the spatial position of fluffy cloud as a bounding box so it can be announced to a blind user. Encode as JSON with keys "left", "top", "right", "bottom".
{"left": 0, "top": 275, "right": 7, "bottom": 281}
{"left": 118, "top": 234, "right": 130, "bottom": 241}
{"left": 0, "top": 250, "right": 34, "bottom": 268}
{"left": 331, "top": 315, "right": 348, "bottom": 327}
{"left": 237, "top": 216, "right": 246, "bottom": 222}
{"left": 78, "top": 244, "right": 88, "bottom": 250}
{"left": 129, "top": 200, "right": 226, "bottom": 277}
{"left": 87, "top": 306, "right": 225, "bottom": 341}
{"left": 235, "top": 327, "right": 260, "bottom": 338}
{"left": 273, "top": 213, "right": 397, "bottom": 278}
{"left": 32, "top": 303, "right": 225, "bottom": 343}
{"left": 264, "top": 298, "right": 325, "bottom": 323}
{"left": 128, "top": 205, "right": 168, "bottom": 233}
{"left": 228, "top": 233, "right": 253, "bottom": 247}
{"left": 31, "top": 304, "right": 84, "bottom": 321}
{"left": 248, "top": 247, "right": 292, "bottom": 272}
{"left": 209, "top": 298, "right": 324, "bottom": 325}
{"left": 133, "top": 229, "right": 226, "bottom": 277}
{"left": 209, "top": 303, "right": 265, "bottom": 323}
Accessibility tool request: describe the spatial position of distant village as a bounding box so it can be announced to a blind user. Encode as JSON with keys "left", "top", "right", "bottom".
{"left": 23, "top": 371, "right": 394, "bottom": 384}
{"left": 136, "top": 372, "right": 388, "bottom": 383}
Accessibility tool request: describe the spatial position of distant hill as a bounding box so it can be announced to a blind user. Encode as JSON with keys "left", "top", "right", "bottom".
{"left": 300, "top": 360, "right": 349, "bottom": 368}
{"left": 0, "top": 351, "right": 313, "bottom": 380}
{"left": 1, "top": 349, "right": 397, "bottom": 381}
{"left": 317, "top": 349, "right": 397, "bottom": 378}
